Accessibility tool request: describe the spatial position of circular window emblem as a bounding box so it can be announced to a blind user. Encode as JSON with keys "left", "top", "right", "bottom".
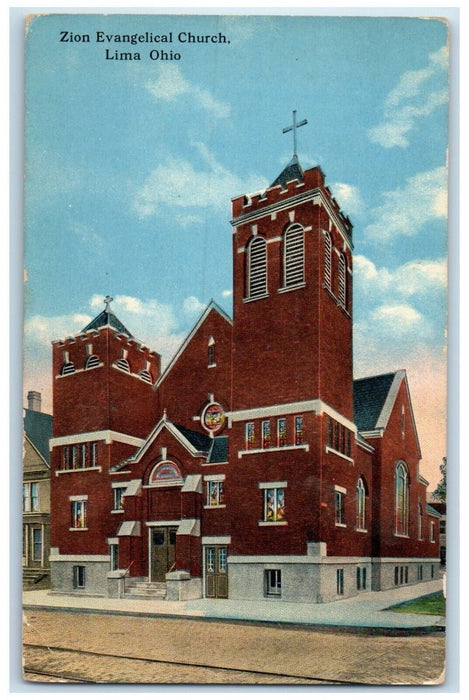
{"left": 201, "top": 403, "right": 226, "bottom": 434}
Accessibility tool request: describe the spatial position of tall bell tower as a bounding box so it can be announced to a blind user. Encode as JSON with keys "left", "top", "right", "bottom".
{"left": 230, "top": 113, "right": 354, "bottom": 419}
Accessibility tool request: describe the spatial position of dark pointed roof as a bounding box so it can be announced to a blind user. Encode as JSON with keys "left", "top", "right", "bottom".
{"left": 270, "top": 154, "right": 304, "bottom": 188}
{"left": 24, "top": 409, "right": 53, "bottom": 464}
{"left": 81, "top": 298, "right": 132, "bottom": 336}
{"left": 353, "top": 372, "right": 397, "bottom": 432}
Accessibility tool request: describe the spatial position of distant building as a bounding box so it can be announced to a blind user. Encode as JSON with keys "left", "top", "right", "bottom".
{"left": 23, "top": 391, "right": 52, "bottom": 587}
{"left": 48, "top": 152, "right": 440, "bottom": 603}
{"left": 428, "top": 501, "right": 446, "bottom": 567}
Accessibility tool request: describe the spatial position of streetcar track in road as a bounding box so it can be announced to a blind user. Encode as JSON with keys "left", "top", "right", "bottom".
{"left": 23, "top": 642, "right": 350, "bottom": 685}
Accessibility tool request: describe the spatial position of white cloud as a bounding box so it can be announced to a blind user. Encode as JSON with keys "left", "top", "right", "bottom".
{"left": 221, "top": 289, "right": 232, "bottom": 298}
{"left": 368, "top": 46, "right": 448, "bottom": 149}
{"left": 364, "top": 166, "right": 447, "bottom": 240}
{"left": 353, "top": 255, "right": 447, "bottom": 299}
{"left": 330, "top": 182, "right": 363, "bottom": 217}
{"left": 133, "top": 142, "right": 268, "bottom": 217}
{"left": 145, "top": 65, "right": 230, "bottom": 119}
{"left": 182, "top": 295, "right": 206, "bottom": 317}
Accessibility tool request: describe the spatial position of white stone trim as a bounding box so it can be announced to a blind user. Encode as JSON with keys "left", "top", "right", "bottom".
{"left": 203, "top": 474, "right": 225, "bottom": 481}
{"left": 112, "top": 481, "right": 130, "bottom": 489}
{"left": 325, "top": 446, "right": 354, "bottom": 463}
{"left": 258, "top": 520, "right": 288, "bottom": 527}
{"left": 201, "top": 536, "right": 231, "bottom": 545}
{"left": 231, "top": 188, "right": 353, "bottom": 251}
{"left": 55, "top": 466, "right": 102, "bottom": 476}
{"left": 177, "top": 519, "right": 200, "bottom": 537}
{"left": 146, "top": 520, "right": 180, "bottom": 527}
{"left": 69, "top": 494, "right": 88, "bottom": 501}
{"left": 334, "top": 485, "right": 347, "bottom": 494}
{"left": 229, "top": 399, "right": 356, "bottom": 433}
{"left": 227, "top": 554, "right": 373, "bottom": 564}
{"left": 259, "top": 481, "right": 287, "bottom": 489}
{"left": 49, "top": 552, "right": 110, "bottom": 562}
{"left": 50, "top": 430, "right": 144, "bottom": 449}
{"left": 238, "top": 443, "right": 309, "bottom": 458}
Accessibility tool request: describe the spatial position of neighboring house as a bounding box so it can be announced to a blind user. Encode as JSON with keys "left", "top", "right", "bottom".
{"left": 48, "top": 155, "right": 440, "bottom": 603}
{"left": 428, "top": 501, "right": 446, "bottom": 568}
{"left": 23, "top": 391, "right": 52, "bottom": 588}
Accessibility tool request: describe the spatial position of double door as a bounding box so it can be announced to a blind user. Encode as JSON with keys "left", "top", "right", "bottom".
{"left": 205, "top": 545, "right": 228, "bottom": 598}
{"left": 150, "top": 526, "right": 177, "bottom": 582}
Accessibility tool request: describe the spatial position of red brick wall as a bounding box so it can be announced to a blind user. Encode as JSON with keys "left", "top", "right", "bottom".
{"left": 157, "top": 307, "right": 232, "bottom": 428}
{"left": 368, "top": 379, "right": 439, "bottom": 559}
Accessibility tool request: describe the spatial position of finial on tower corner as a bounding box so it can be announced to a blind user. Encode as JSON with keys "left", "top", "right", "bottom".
{"left": 104, "top": 295, "right": 114, "bottom": 312}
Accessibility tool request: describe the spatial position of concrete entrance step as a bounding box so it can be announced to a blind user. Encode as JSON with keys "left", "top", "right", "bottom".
{"left": 123, "top": 581, "right": 167, "bottom": 599}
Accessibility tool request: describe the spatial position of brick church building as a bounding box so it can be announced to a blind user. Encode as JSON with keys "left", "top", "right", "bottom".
{"left": 48, "top": 136, "right": 440, "bottom": 603}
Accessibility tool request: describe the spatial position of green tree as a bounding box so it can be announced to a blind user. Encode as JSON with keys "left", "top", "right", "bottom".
{"left": 432, "top": 457, "right": 447, "bottom": 502}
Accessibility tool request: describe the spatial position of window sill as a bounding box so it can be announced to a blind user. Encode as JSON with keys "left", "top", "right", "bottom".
{"left": 277, "top": 282, "right": 306, "bottom": 294}
{"left": 69, "top": 528, "right": 88, "bottom": 531}
{"left": 325, "top": 446, "right": 353, "bottom": 463}
{"left": 393, "top": 532, "right": 410, "bottom": 538}
{"left": 239, "top": 443, "right": 309, "bottom": 458}
{"left": 111, "top": 509, "right": 124, "bottom": 514}
{"left": 56, "top": 466, "right": 101, "bottom": 476}
{"left": 208, "top": 363, "right": 217, "bottom": 369}
{"left": 355, "top": 527, "right": 368, "bottom": 533}
{"left": 243, "top": 292, "right": 269, "bottom": 303}
{"left": 258, "top": 520, "right": 288, "bottom": 527}
{"left": 335, "top": 522, "right": 347, "bottom": 528}
{"left": 204, "top": 504, "right": 226, "bottom": 509}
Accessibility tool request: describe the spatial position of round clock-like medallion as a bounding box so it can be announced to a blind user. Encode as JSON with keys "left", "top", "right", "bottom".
{"left": 201, "top": 402, "right": 226, "bottom": 433}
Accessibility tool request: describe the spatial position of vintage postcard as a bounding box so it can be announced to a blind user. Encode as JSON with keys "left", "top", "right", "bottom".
{"left": 21, "top": 11, "right": 449, "bottom": 686}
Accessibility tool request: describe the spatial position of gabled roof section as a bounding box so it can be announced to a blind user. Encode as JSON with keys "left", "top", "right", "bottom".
{"left": 81, "top": 309, "right": 132, "bottom": 337}
{"left": 24, "top": 409, "right": 53, "bottom": 465}
{"left": 353, "top": 372, "right": 396, "bottom": 432}
{"left": 111, "top": 415, "right": 212, "bottom": 470}
{"left": 154, "top": 300, "right": 232, "bottom": 389}
{"left": 270, "top": 154, "right": 304, "bottom": 189}
{"left": 354, "top": 369, "right": 421, "bottom": 458}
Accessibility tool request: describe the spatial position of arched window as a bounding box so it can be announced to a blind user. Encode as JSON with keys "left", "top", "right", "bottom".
{"left": 85, "top": 354, "right": 100, "bottom": 369}
{"left": 207, "top": 336, "right": 216, "bottom": 367}
{"left": 149, "top": 460, "right": 183, "bottom": 486}
{"left": 247, "top": 236, "right": 267, "bottom": 299}
{"left": 61, "top": 361, "right": 76, "bottom": 376}
{"left": 356, "top": 477, "right": 367, "bottom": 530}
{"left": 395, "top": 462, "right": 409, "bottom": 536}
{"left": 323, "top": 231, "right": 332, "bottom": 290}
{"left": 138, "top": 369, "right": 152, "bottom": 383}
{"left": 338, "top": 252, "right": 347, "bottom": 308}
{"left": 115, "top": 349, "right": 130, "bottom": 373}
{"left": 283, "top": 224, "right": 304, "bottom": 288}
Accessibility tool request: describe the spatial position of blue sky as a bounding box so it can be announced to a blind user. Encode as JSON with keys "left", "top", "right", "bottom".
{"left": 22, "top": 12, "right": 449, "bottom": 487}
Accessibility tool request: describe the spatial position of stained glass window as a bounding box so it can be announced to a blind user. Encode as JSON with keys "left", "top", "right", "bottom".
{"left": 263, "top": 488, "right": 285, "bottom": 522}
{"left": 246, "top": 422, "right": 255, "bottom": 450}
{"left": 262, "top": 420, "right": 271, "bottom": 449}
{"left": 295, "top": 416, "right": 303, "bottom": 445}
{"left": 277, "top": 418, "right": 286, "bottom": 447}
{"left": 71, "top": 500, "right": 87, "bottom": 529}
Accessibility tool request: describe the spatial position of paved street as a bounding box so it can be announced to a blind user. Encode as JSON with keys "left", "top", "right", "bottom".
{"left": 22, "top": 608, "right": 445, "bottom": 686}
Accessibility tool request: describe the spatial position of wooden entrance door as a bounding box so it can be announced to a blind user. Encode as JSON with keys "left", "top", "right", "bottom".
{"left": 150, "top": 527, "right": 177, "bottom": 582}
{"left": 205, "top": 546, "right": 228, "bottom": 598}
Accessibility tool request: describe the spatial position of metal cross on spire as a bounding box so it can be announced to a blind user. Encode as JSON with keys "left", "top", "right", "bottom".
{"left": 104, "top": 295, "right": 114, "bottom": 312}
{"left": 282, "top": 110, "right": 308, "bottom": 158}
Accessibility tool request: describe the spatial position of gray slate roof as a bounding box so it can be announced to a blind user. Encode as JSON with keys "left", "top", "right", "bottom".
{"left": 353, "top": 372, "right": 396, "bottom": 432}
{"left": 24, "top": 409, "right": 53, "bottom": 464}
{"left": 270, "top": 155, "right": 304, "bottom": 189}
{"left": 174, "top": 424, "right": 213, "bottom": 454}
{"left": 81, "top": 310, "right": 131, "bottom": 337}
{"left": 206, "top": 435, "right": 228, "bottom": 464}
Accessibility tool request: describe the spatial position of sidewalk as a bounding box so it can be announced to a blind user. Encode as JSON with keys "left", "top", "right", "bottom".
{"left": 23, "top": 578, "right": 445, "bottom": 632}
